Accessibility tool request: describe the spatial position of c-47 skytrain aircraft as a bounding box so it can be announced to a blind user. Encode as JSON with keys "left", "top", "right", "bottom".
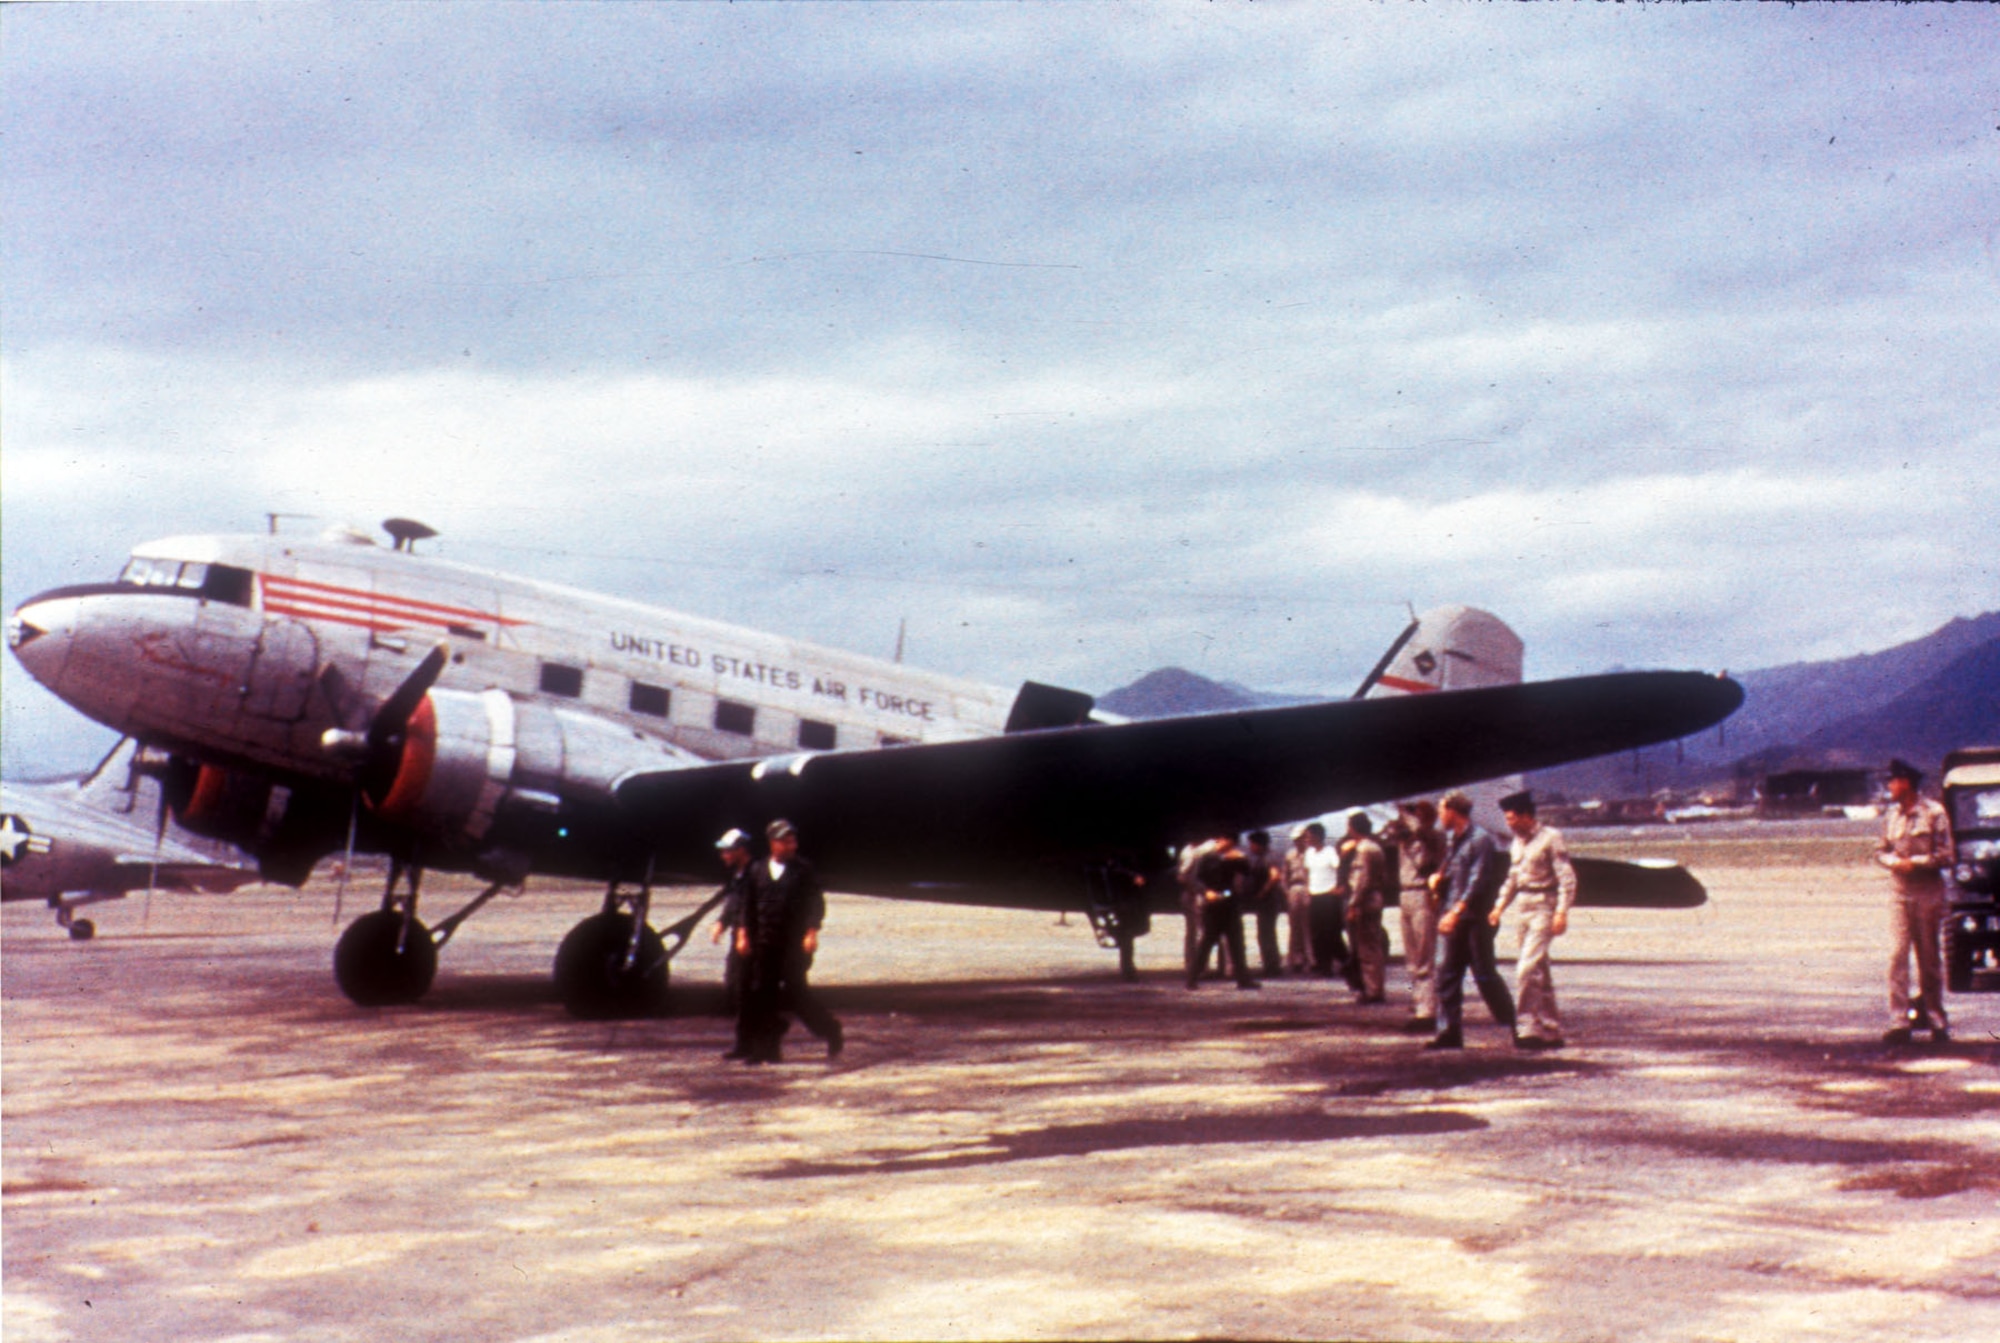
{"left": 8, "top": 519, "right": 1742, "bottom": 1016}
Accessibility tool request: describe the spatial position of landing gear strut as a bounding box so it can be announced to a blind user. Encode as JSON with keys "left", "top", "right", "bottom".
{"left": 553, "top": 867, "right": 737, "bottom": 1020}
{"left": 332, "top": 859, "right": 517, "bottom": 1007}
{"left": 334, "top": 859, "right": 438, "bottom": 1006}
{"left": 555, "top": 872, "right": 669, "bottom": 1020}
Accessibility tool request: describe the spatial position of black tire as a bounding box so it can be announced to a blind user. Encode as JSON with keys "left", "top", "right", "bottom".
{"left": 68, "top": 919, "right": 95, "bottom": 942}
{"left": 334, "top": 909, "right": 439, "bottom": 1007}
{"left": 554, "top": 913, "right": 669, "bottom": 1020}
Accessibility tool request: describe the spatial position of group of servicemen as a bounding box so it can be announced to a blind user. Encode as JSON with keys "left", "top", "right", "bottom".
{"left": 689, "top": 757, "right": 1952, "bottom": 1066}
{"left": 1176, "top": 788, "right": 1575, "bottom": 1051}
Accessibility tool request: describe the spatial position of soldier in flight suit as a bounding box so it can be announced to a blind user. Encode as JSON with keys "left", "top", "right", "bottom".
{"left": 1426, "top": 791, "right": 1517, "bottom": 1050}
{"left": 734, "top": 819, "right": 843, "bottom": 1064}
{"left": 1877, "top": 758, "right": 1952, "bottom": 1045}
{"left": 1489, "top": 790, "right": 1576, "bottom": 1050}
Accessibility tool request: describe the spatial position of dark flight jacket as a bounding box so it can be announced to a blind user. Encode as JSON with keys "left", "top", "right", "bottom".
{"left": 745, "top": 857, "right": 827, "bottom": 955}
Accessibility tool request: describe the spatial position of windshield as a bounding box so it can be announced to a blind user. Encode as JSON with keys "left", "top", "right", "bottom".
{"left": 1951, "top": 786, "right": 2000, "bottom": 836}
{"left": 116, "top": 557, "right": 254, "bottom": 606}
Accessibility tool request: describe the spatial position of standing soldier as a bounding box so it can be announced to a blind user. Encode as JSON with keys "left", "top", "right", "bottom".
{"left": 1878, "top": 758, "right": 1951, "bottom": 1045}
{"left": 1488, "top": 790, "right": 1576, "bottom": 1050}
{"left": 1427, "top": 791, "right": 1516, "bottom": 1049}
{"left": 1178, "top": 835, "right": 1230, "bottom": 980}
{"left": 735, "top": 819, "right": 843, "bottom": 1064}
{"left": 1342, "top": 812, "right": 1391, "bottom": 1004}
{"left": 708, "top": 828, "right": 757, "bottom": 1047}
{"left": 1282, "top": 828, "right": 1315, "bottom": 975}
{"left": 1384, "top": 800, "right": 1447, "bottom": 1033}
{"left": 1244, "top": 830, "right": 1286, "bottom": 978}
{"left": 1187, "top": 834, "right": 1261, "bottom": 991}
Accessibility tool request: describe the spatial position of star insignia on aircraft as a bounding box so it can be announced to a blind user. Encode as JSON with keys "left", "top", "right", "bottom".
{"left": 1, "top": 813, "right": 52, "bottom": 865}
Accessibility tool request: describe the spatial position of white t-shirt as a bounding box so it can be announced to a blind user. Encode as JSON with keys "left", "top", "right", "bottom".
{"left": 1304, "top": 845, "right": 1342, "bottom": 896}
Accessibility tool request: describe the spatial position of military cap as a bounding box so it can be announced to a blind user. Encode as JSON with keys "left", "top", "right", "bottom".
{"left": 765, "top": 818, "right": 798, "bottom": 842}
{"left": 714, "top": 827, "right": 752, "bottom": 851}
{"left": 1886, "top": 758, "right": 1924, "bottom": 785}
{"left": 1498, "top": 790, "right": 1536, "bottom": 816}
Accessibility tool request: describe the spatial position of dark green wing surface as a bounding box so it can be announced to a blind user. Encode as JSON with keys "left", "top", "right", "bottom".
{"left": 615, "top": 670, "right": 1741, "bottom": 902}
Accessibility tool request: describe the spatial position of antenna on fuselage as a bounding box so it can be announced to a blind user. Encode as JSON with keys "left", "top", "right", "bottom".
{"left": 383, "top": 518, "right": 439, "bottom": 553}
{"left": 893, "top": 617, "right": 907, "bottom": 664}
{"left": 265, "top": 512, "right": 315, "bottom": 536}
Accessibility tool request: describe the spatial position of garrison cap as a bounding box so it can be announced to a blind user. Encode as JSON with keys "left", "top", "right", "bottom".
{"left": 1498, "top": 790, "right": 1536, "bottom": 816}
{"left": 714, "top": 828, "right": 752, "bottom": 851}
{"left": 1887, "top": 758, "right": 1924, "bottom": 785}
{"left": 765, "top": 818, "right": 798, "bottom": 842}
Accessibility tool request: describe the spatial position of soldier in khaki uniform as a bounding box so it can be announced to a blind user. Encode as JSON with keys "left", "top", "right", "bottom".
{"left": 1384, "top": 800, "right": 1446, "bottom": 1033}
{"left": 1342, "top": 812, "right": 1391, "bottom": 1004}
{"left": 1878, "top": 758, "right": 1951, "bottom": 1045}
{"left": 1489, "top": 790, "right": 1576, "bottom": 1050}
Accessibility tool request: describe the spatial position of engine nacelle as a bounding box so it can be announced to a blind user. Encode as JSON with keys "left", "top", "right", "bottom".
{"left": 167, "top": 757, "right": 348, "bottom": 886}
{"left": 173, "top": 760, "right": 281, "bottom": 848}
{"left": 368, "top": 689, "right": 693, "bottom": 858}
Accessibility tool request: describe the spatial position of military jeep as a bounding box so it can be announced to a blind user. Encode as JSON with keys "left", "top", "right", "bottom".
{"left": 1942, "top": 746, "right": 2000, "bottom": 992}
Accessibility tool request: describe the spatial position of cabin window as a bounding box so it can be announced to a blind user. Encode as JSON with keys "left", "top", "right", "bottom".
{"left": 539, "top": 663, "right": 585, "bottom": 698}
{"left": 714, "top": 700, "right": 756, "bottom": 736}
{"left": 798, "top": 719, "right": 837, "bottom": 751}
{"left": 629, "top": 682, "right": 670, "bottom": 718}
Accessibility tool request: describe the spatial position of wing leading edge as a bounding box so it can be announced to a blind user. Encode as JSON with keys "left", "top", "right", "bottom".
{"left": 614, "top": 669, "right": 1742, "bottom": 900}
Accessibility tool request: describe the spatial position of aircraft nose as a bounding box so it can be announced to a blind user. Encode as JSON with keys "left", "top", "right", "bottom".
{"left": 7, "top": 596, "right": 77, "bottom": 687}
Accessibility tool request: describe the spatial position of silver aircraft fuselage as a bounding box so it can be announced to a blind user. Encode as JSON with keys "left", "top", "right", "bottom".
{"left": 10, "top": 527, "right": 1011, "bottom": 786}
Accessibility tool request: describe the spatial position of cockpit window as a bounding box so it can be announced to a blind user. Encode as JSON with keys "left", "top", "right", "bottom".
{"left": 115, "top": 558, "right": 254, "bottom": 607}
{"left": 121, "top": 556, "right": 205, "bottom": 589}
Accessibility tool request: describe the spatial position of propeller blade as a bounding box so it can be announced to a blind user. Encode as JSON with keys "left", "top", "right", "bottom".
{"left": 367, "top": 643, "right": 450, "bottom": 754}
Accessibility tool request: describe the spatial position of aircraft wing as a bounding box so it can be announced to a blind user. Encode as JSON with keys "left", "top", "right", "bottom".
{"left": 615, "top": 669, "right": 1742, "bottom": 901}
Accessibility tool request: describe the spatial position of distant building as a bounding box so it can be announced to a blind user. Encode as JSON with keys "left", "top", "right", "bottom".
{"left": 1759, "top": 768, "right": 1874, "bottom": 815}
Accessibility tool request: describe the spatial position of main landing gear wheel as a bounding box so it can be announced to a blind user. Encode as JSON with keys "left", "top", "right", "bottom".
{"left": 334, "top": 909, "right": 439, "bottom": 1007}
{"left": 555, "top": 912, "right": 669, "bottom": 1020}
{"left": 67, "top": 919, "right": 96, "bottom": 941}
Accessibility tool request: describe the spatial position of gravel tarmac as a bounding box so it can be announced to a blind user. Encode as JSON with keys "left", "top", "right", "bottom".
{"left": 5, "top": 820, "right": 1998, "bottom": 1341}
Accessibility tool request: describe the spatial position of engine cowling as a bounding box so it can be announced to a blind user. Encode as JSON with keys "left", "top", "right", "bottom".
{"left": 366, "top": 688, "right": 693, "bottom": 859}
{"left": 173, "top": 761, "right": 279, "bottom": 847}
{"left": 167, "top": 757, "right": 348, "bottom": 887}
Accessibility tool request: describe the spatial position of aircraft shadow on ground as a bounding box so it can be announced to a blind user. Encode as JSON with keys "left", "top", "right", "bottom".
{"left": 750, "top": 1108, "right": 1489, "bottom": 1179}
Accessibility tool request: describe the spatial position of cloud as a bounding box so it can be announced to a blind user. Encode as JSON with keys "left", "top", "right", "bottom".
{"left": 5, "top": 5, "right": 1997, "bottom": 774}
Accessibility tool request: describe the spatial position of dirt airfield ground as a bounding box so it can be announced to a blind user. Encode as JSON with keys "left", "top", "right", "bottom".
{"left": 5, "top": 818, "right": 1998, "bottom": 1342}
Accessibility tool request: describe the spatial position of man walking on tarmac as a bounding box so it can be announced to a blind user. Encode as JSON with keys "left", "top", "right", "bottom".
{"left": 1489, "top": 790, "right": 1576, "bottom": 1050}
{"left": 1427, "top": 791, "right": 1516, "bottom": 1050}
{"left": 734, "top": 819, "right": 843, "bottom": 1064}
{"left": 1878, "top": 758, "right": 1951, "bottom": 1045}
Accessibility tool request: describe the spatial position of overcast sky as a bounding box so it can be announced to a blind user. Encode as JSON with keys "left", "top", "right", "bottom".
{"left": 5, "top": 3, "right": 1996, "bottom": 774}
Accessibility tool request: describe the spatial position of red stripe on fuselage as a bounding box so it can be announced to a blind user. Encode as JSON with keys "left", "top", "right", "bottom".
{"left": 1375, "top": 674, "right": 1440, "bottom": 694}
{"left": 259, "top": 573, "right": 526, "bottom": 629}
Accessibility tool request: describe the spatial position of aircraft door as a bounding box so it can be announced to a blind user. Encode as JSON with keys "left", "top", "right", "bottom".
{"left": 245, "top": 620, "right": 321, "bottom": 720}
